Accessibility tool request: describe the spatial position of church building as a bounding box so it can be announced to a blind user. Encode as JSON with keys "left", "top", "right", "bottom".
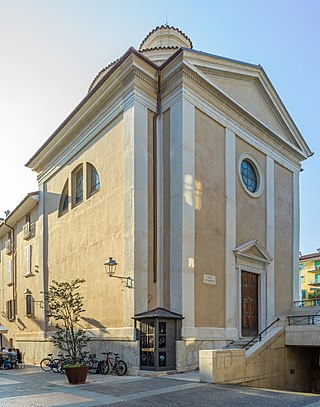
{"left": 0, "top": 26, "right": 312, "bottom": 375}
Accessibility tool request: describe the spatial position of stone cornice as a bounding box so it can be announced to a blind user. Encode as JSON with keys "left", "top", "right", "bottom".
{"left": 197, "top": 66, "right": 298, "bottom": 147}
{"left": 162, "top": 60, "right": 308, "bottom": 162}
{"left": 30, "top": 61, "right": 158, "bottom": 176}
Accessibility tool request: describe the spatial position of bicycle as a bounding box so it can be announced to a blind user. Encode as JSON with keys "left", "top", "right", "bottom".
{"left": 79, "top": 351, "right": 99, "bottom": 374}
{"left": 98, "top": 352, "right": 127, "bottom": 376}
{"left": 40, "top": 353, "right": 62, "bottom": 373}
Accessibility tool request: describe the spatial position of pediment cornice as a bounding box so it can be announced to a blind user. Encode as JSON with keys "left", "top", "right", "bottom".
{"left": 162, "top": 59, "right": 309, "bottom": 161}
{"left": 234, "top": 240, "right": 273, "bottom": 264}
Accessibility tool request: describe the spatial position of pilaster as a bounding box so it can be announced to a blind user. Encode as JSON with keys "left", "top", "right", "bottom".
{"left": 292, "top": 171, "right": 300, "bottom": 302}
{"left": 266, "top": 156, "right": 275, "bottom": 324}
{"left": 225, "top": 128, "right": 236, "bottom": 331}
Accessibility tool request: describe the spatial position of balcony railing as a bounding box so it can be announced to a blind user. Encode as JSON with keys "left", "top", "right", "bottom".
{"left": 294, "top": 299, "right": 320, "bottom": 307}
{"left": 288, "top": 314, "right": 320, "bottom": 326}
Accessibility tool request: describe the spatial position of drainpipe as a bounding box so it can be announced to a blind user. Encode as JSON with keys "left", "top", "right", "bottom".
{"left": 153, "top": 69, "right": 161, "bottom": 283}
{"left": 4, "top": 220, "right": 16, "bottom": 318}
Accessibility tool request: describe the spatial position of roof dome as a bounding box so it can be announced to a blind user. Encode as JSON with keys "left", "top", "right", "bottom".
{"left": 138, "top": 25, "right": 192, "bottom": 65}
{"left": 139, "top": 25, "right": 193, "bottom": 51}
{"left": 88, "top": 26, "right": 193, "bottom": 92}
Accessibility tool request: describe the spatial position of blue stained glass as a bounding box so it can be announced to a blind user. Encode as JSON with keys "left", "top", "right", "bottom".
{"left": 241, "top": 160, "right": 258, "bottom": 193}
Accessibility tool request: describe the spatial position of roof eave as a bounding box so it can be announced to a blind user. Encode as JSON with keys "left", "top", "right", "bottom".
{"left": 25, "top": 47, "right": 159, "bottom": 170}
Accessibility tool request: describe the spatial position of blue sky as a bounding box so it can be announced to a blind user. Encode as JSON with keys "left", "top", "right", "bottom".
{"left": 0, "top": 0, "right": 319, "bottom": 253}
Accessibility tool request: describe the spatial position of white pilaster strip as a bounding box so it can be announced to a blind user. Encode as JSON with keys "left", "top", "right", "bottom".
{"left": 123, "top": 104, "right": 135, "bottom": 325}
{"left": 292, "top": 171, "right": 300, "bottom": 302}
{"left": 170, "top": 100, "right": 183, "bottom": 314}
{"left": 266, "top": 156, "right": 275, "bottom": 325}
{"left": 157, "top": 113, "right": 163, "bottom": 308}
{"left": 133, "top": 101, "right": 149, "bottom": 315}
{"left": 180, "top": 98, "right": 195, "bottom": 329}
{"left": 225, "top": 128, "right": 236, "bottom": 332}
{"left": 38, "top": 182, "right": 46, "bottom": 337}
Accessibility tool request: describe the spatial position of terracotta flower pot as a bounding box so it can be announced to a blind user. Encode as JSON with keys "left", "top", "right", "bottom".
{"left": 64, "top": 366, "right": 88, "bottom": 384}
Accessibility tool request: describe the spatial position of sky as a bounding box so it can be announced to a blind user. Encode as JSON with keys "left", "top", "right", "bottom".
{"left": 0, "top": 0, "right": 319, "bottom": 254}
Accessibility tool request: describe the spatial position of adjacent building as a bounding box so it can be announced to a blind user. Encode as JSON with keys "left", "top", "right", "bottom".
{"left": 299, "top": 252, "right": 320, "bottom": 303}
{"left": 0, "top": 26, "right": 312, "bottom": 376}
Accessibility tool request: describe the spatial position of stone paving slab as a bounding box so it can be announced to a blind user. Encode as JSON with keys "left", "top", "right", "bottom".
{"left": 0, "top": 366, "right": 319, "bottom": 407}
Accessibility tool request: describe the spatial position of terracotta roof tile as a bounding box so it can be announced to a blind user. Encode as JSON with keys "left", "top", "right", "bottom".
{"left": 139, "top": 25, "right": 193, "bottom": 51}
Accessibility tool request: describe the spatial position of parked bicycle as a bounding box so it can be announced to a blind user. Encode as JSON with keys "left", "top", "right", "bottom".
{"left": 58, "top": 352, "right": 98, "bottom": 374}
{"left": 79, "top": 351, "right": 99, "bottom": 374}
{"left": 40, "top": 353, "right": 63, "bottom": 373}
{"left": 98, "top": 352, "right": 127, "bottom": 376}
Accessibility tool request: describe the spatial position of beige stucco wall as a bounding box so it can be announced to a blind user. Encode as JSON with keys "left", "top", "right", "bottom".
{"left": 194, "top": 109, "right": 225, "bottom": 328}
{"left": 0, "top": 204, "right": 41, "bottom": 347}
{"left": 274, "top": 162, "right": 293, "bottom": 316}
{"left": 235, "top": 137, "right": 266, "bottom": 247}
{"left": 45, "top": 114, "right": 127, "bottom": 332}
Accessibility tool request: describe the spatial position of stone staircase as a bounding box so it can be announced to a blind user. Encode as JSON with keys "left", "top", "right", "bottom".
{"left": 224, "top": 338, "right": 258, "bottom": 350}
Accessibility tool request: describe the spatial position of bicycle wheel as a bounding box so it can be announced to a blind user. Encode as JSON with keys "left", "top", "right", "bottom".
{"left": 88, "top": 359, "right": 99, "bottom": 374}
{"left": 40, "top": 358, "right": 52, "bottom": 372}
{"left": 115, "top": 360, "right": 127, "bottom": 376}
{"left": 56, "top": 360, "right": 65, "bottom": 374}
{"left": 51, "top": 358, "right": 61, "bottom": 373}
{"left": 98, "top": 360, "right": 109, "bottom": 375}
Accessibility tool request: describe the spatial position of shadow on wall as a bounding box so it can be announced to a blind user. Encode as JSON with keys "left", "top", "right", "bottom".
{"left": 81, "top": 316, "right": 109, "bottom": 335}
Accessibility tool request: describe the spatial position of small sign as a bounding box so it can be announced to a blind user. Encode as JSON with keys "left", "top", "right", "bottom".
{"left": 203, "top": 274, "right": 216, "bottom": 285}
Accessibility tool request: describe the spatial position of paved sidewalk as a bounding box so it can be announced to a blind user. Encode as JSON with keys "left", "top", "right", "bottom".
{"left": 0, "top": 366, "right": 319, "bottom": 406}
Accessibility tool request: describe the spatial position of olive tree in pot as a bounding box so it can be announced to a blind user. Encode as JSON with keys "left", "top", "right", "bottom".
{"left": 45, "top": 278, "right": 90, "bottom": 384}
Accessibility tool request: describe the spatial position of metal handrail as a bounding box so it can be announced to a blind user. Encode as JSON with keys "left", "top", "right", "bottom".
{"left": 242, "top": 317, "right": 280, "bottom": 349}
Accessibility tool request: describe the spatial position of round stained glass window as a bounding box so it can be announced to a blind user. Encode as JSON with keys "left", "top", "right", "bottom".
{"left": 240, "top": 159, "right": 258, "bottom": 193}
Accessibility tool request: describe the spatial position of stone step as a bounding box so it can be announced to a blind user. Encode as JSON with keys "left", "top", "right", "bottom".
{"left": 224, "top": 338, "right": 258, "bottom": 350}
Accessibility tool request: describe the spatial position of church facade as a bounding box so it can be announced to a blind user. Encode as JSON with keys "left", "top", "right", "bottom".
{"left": 0, "top": 26, "right": 311, "bottom": 372}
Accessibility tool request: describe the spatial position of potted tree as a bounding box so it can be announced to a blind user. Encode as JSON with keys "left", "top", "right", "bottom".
{"left": 45, "top": 278, "right": 90, "bottom": 384}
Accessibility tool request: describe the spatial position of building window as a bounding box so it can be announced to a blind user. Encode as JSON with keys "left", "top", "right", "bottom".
{"left": 24, "top": 245, "right": 32, "bottom": 276}
{"left": 238, "top": 153, "right": 264, "bottom": 198}
{"left": 6, "top": 300, "right": 15, "bottom": 321}
{"left": 58, "top": 181, "right": 69, "bottom": 216}
{"left": 7, "top": 259, "right": 12, "bottom": 285}
{"left": 87, "top": 163, "right": 100, "bottom": 197}
{"left": 301, "top": 290, "right": 307, "bottom": 299}
{"left": 25, "top": 294, "right": 33, "bottom": 316}
{"left": 241, "top": 160, "right": 258, "bottom": 193}
{"left": 301, "top": 276, "right": 305, "bottom": 283}
{"left": 72, "top": 165, "right": 83, "bottom": 207}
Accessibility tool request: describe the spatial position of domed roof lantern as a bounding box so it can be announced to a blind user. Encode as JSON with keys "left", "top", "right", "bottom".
{"left": 88, "top": 26, "right": 193, "bottom": 92}
{"left": 139, "top": 25, "right": 193, "bottom": 51}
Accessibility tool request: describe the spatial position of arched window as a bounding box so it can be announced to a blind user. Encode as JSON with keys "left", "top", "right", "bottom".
{"left": 87, "top": 163, "right": 100, "bottom": 197}
{"left": 58, "top": 181, "right": 69, "bottom": 216}
{"left": 72, "top": 165, "right": 83, "bottom": 207}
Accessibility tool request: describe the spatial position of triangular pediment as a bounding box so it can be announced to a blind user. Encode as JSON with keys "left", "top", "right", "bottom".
{"left": 196, "top": 66, "right": 299, "bottom": 146}
{"left": 234, "top": 240, "right": 273, "bottom": 264}
{"left": 177, "top": 49, "right": 311, "bottom": 160}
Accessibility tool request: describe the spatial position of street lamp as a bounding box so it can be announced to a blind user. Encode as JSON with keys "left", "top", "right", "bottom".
{"left": 23, "top": 289, "right": 44, "bottom": 310}
{"left": 104, "top": 257, "right": 134, "bottom": 289}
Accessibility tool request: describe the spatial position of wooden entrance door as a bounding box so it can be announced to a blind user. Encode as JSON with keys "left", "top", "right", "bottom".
{"left": 241, "top": 271, "right": 258, "bottom": 337}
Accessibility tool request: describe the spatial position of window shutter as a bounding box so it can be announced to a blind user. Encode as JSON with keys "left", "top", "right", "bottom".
{"left": 24, "top": 245, "right": 31, "bottom": 275}
{"left": 6, "top": 300, "right": 15, "bottom": 320}
{"left": 7, "top": 260, "right": 12, "bottom": 285}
